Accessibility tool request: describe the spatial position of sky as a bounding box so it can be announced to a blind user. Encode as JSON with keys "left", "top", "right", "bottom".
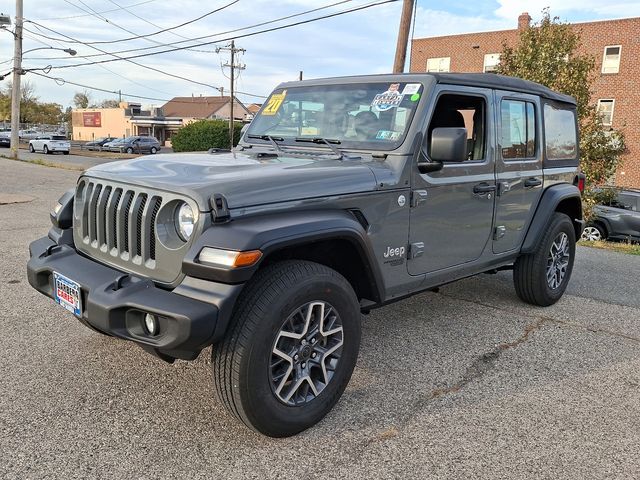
{"left": 1, "top": 0, "right": 639, "bottom": 110}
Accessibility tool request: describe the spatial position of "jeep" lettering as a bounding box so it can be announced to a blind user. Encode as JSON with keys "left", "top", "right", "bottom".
{"left": 383, "top": 246, "right": 405, "bottom": 258}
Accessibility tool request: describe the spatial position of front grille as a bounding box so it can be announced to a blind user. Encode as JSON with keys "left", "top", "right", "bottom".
{"left": 75, "top": 179, "right": 162, "bottom": 264}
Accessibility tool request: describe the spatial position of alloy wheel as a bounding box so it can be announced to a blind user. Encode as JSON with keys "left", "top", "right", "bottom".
{"left": 546, "top": 232, "right": 571, "bottom": 290}
{"left": 581, "top": 226, "right": 602, "bottom": 241}
{"left": 270, "top": 301, "right": 344, "bottom": 406}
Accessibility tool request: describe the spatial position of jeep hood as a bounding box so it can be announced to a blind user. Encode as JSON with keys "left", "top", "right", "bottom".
{"left": 85, "top": 151, "right": 379, "bottom": 210}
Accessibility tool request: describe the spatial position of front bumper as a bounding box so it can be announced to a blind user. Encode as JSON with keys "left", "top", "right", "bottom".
{"left": 27, "top": 236, "right": 223, "bottom": 361}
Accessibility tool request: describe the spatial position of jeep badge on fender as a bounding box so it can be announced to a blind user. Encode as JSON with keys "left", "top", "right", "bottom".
{"left": 27, "top": 73, "right": 584, "bottom": 438}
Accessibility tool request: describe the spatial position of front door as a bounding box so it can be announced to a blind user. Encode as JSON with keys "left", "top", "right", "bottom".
{"left": 492, "top": 92, "right": 544, "bottom": 253}
{"left": 408, "top": 87, "right": 496, "bottom": 275}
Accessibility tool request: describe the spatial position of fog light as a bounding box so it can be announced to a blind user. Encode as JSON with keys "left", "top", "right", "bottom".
{"left": 144, "top": 313, "right": 159, "bottom": 336}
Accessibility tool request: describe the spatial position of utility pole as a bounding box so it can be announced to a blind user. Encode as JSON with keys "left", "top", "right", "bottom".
{"left": 217, "top": 40, "right": 245, "bottom": 149}
{"left": 392, "top": 0, "right": 415, "bottom": 73}
{"left": 10, "top": 0, "right": 23, "bottom": 159}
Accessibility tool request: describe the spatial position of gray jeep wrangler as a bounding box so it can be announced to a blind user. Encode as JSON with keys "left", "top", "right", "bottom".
{"left": 27, "top": 73, "right": 585, "bottom": 437}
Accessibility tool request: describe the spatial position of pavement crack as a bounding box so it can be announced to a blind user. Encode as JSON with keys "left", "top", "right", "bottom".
{"left": 427, "top": 317, "right": 546, "bottom": 401}
{"left": 438, "top": 291, "right": 640, "bottom": 345}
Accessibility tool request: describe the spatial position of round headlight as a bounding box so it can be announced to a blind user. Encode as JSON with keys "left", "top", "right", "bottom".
{"left": 176, "top": 203, "right": 197, "bottom": 241}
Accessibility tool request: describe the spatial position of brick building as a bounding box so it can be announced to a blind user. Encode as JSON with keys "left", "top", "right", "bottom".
{"left": 410, "top": 13, "right": 640, "bottom": 188}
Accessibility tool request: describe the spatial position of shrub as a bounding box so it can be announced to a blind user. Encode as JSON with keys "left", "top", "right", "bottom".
{"left": 171, "top": 119, "right": 244, "bottom": 152}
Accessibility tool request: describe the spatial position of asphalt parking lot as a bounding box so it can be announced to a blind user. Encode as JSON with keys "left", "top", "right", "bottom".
{"left": 1, "top": 157, "right": 639, "bottom": 479}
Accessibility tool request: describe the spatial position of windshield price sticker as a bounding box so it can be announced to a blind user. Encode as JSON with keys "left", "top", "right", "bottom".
{"left": 371, "top": 83, "right": 403, "bottom": 111}
{"left": 262, "top": 90, "right": 287, "bottom": 116}
{"left": 401, "top": 83, "right": 421, "bottom": 95}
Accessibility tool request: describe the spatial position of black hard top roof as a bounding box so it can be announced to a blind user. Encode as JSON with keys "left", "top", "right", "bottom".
{"left": 430, "top": 73, "right": 576, "bottom": 105}
{"left": 279, "top": 72, "right": 576, "bottom": 105}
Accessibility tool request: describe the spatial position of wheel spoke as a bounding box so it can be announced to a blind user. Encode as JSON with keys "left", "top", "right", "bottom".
{"left": 270, "top": 300, "right": 344, "bottom": 406}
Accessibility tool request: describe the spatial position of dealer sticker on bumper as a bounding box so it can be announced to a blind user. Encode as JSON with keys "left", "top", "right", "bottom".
{"left": 53, "top": 272, "right": 82, "bottom": 317}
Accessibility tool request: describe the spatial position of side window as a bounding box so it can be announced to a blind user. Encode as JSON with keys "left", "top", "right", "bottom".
{"left": 543, "top": 103, "right": 578, "bottom": 161}
{"left": 427, "top": 94, "right": 486, "bottom": 161}
{"left": 500, "top": 100, "right": 536, "bottom": 159}
{"left": 611, "top": 194, "right": 637, "bottom": 211}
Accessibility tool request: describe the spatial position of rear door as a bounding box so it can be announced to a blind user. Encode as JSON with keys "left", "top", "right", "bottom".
{"left": 493, "top": 92, "right": 544, "bottom": 253}
{"left": 609, "top": 193, "right": 640, "bottom": 237}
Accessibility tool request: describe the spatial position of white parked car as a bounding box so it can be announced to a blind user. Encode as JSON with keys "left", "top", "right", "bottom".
{"left": 29, "top": 135, "right": 70, "bottom": 155}
{"left": 19, "top": 129, "right": 42, "bottom": 140}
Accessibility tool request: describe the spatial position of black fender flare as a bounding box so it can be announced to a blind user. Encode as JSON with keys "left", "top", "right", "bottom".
{"left": 521, "top": 184, "right": 583, "bottom": 253}
{"left": 182, "top": 209, "right": 385, "bottom": 301}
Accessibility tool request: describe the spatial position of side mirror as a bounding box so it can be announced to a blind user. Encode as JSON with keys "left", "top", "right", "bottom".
{"left": 430, "top": 127, "right": 468, "bottom": 163}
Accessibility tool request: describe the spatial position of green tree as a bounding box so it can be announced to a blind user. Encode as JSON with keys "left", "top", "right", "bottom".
{"left": 496, "top": 9, "right": 625, "bottom": 189}
{"left": 171, "top": 119, "right": 243, "bottom": 152}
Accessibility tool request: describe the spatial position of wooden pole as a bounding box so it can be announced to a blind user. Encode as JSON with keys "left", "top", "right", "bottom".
{"left": 392, "top": 0, "right": 415, "bottom": 73}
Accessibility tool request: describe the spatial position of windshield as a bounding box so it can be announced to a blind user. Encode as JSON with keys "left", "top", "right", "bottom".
{"left": 52, "top": 135, "right": 67, "bottom": 140}
{"left": 246, "top": 82, "right": 423, "bottom": 150}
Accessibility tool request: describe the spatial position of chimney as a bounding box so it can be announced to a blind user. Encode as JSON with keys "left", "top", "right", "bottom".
{"left": 518, "top": 12, "right": 531, "bottom": 30}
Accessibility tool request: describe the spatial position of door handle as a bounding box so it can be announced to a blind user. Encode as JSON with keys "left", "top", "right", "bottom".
{"left": 524, "top": 177, "right": 542, "bottom": 188}
{"left": 473, "top": 183, "right": 497, "bottom": 194}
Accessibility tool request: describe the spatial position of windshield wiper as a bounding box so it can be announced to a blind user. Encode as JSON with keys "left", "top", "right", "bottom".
{"left": 294, "top": 137, "right": 344, "bottom": 158}
{"left": 246, "top": 134, "right": 284, "bottom": 152}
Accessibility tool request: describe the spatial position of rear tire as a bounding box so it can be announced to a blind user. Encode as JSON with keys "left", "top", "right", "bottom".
{"left": 29, "top": 144, "right": 35, "bottom": 153}
{"left": 581, "top": 224, "right": 606, "bottom": 241}
{"left": 212, "top": 260, "right": 361, "bottom": 437}
{"left": 126, "top": 147, "right": 134, "bottom": 154}
{"left": 514, "top": 212, "right": 576, "bottom": 306}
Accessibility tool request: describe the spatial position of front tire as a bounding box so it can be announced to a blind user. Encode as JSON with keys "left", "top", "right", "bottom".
{"left": 212, "top": 260, "right": 361, "bottom": 437}
{"left": 150, "top": 146, "right": 157, "bottom": 154}
{"left": 514, "top": 212, "right": 576, "bottom": 306}
{"left": 126, "top": 147, "right": 134, "bottom": 154}
{"left": 43, "top": 145, "right": 49, "bottom": 154}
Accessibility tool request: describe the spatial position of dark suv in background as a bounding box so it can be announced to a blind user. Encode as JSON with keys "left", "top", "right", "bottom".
{"left": 107, "top": 136, "right": 161, "bottom": 154}
{"left": 582, "top": 189, "right": 640, "bottom": 242}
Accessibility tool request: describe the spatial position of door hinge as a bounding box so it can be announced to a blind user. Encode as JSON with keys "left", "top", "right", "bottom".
{"left": 411, "top": 190, "right": 428, "bottom": 207}
{"left": 497, "top": 182, "right": 511, "bottom": 197}
{"left": 409, "top": 242, "right": 425, "bottom": 259}
{"left": 494, "top": 225, "right": 506, "bottom": 240}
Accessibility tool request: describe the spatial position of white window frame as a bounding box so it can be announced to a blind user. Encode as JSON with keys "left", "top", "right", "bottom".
{"left": 597, "top": 99, "right": 615, "bottom": 126}
{"left": 426, "top": 57, "right": 450, "bottom": 73}
{"left": 483, "top": 53, "right": 501, "bottom": 73}
{"left": 601, "top": 45, "right": 622, "bottom": 74}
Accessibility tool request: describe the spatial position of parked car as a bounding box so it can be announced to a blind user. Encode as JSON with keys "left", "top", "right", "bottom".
{"left": 84, "top": 137, "right": 117, "bottom": 151}
{"left": 107, "top": 136, "right": 161, "bottom": 154}
{"left": 0, "top": 134, "right": 10, "bottom": 148}
{"left": 28, "top": 73, "right": 584, "bottom": 437}
{"left": 29, "top": 135, "right": 70, "bottom": 155}
{"left": 582, "top": 189, "right": 640, "bottom": 242}
{"left": 19, "top": 129, "right": 41, "bottom": 141}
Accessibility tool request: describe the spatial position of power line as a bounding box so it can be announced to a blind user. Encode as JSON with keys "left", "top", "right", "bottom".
{"left": 78, "top": 1, "right": 239, "bottom": 45}
{"left": 30, "top": 70, "right": 266, "bottom": 102}
{"left": 39, "top": 0, "right": 158, "bottom": 21}
{"left": 58, "top": 0, "right": 233, "bottom": 54}
{"left": 25, "top": 0, "right": 354, "bottom": 59}
{"left": 105, "top": 0, "right": 209, "bottom": 48}
{"left": 23, "top": 23, "right": 225, "bottom": 92}
{"left": 33, "top": 0, "right": 400, "bottom": 69}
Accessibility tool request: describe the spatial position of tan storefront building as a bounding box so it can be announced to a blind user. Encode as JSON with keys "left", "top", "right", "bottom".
{"left": 71, "top": 102, "right": 182, "bottom": 144}
{"left": 72, "top": 96, "right": 251, "bottom": 145}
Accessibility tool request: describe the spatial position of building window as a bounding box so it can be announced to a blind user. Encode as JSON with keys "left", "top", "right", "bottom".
{"left": 483, "top": 53, "right": 501, "bottom": 73}
{"left": 500, "top": 100, "right": 536, "bottom": 159}
{"left": 597, "top": 99, "right": 615, "bottom": 126}
{"left": 426, "top": 57, "right": 450, "bottom": 73}
{"left": 602, "top": 46, "right": 621, "bottom": 74}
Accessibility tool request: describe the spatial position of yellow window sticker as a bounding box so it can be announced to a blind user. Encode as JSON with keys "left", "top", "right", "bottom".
{"left": 262, "top": 90, "right": 287, "bottom": 116}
